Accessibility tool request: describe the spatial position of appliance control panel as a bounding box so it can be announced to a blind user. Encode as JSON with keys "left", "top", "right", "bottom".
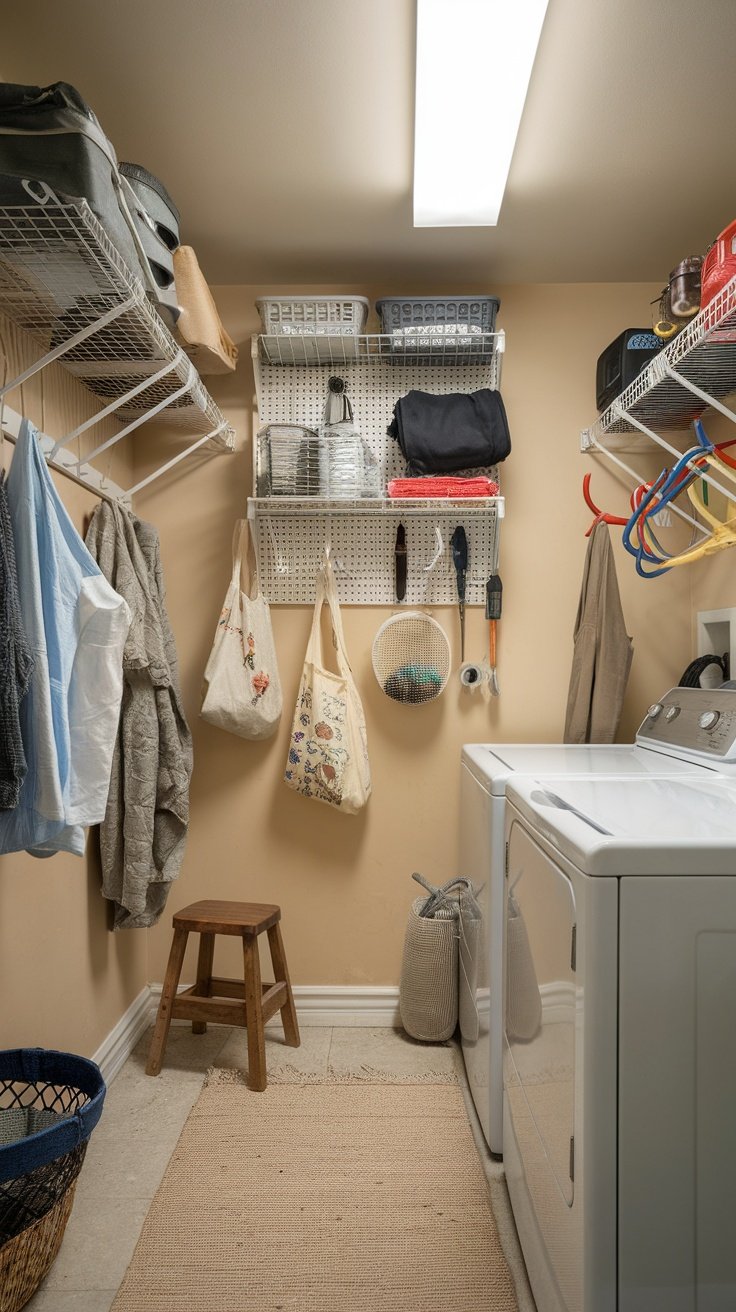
{"left": 636, "top": 687, "right": 736, "bottom": 761}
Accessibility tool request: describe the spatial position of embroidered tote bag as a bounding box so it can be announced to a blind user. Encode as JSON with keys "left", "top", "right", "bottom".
{"left": 284, "top": 562, "right": 371, "bottom": 813}
{"left": 201, "top": 520, "right": 282, "bottom": 739}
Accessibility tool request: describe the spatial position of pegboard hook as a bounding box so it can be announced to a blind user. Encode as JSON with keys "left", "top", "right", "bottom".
{"left": 265, "top": 517, "right": 289, "bottom": 576}
{"left": 423, "top": 525, "right": 444, "bottom": 572}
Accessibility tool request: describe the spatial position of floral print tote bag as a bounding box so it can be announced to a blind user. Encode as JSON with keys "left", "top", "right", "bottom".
{"left": 284, "top": 562, "right": 371, "bottom": 813}
{"left": 201, "top": 520, "right": 282, "bottom": 739}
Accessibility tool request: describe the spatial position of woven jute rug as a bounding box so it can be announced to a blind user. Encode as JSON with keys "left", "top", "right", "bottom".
{"left": 112, "top": 1068, "right": 517, "bottom": 1312}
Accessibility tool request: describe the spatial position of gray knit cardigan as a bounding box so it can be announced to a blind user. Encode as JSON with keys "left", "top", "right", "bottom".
{"left": 85, "top": 502, "right": 193, "bottom": 928}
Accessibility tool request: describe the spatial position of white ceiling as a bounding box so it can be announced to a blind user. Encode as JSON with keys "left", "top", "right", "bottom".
{"left": 3, "top": 0, "right": 736, "bottom": 285}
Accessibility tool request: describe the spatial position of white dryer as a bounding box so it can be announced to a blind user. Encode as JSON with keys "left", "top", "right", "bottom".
{"left": 458, "top": 738, "right": 710, "bottom": 1156}
{"left": 503, "top": 686, "right": 736, "bottom": 1312}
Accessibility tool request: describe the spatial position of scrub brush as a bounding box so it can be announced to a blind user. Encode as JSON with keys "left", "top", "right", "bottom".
{"left": 486, "top": 574, "right": 502, "bottom": 697}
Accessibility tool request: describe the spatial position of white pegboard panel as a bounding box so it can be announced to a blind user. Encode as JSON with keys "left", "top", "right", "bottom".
{"left": 251, "top": 501, "right": 501, "bottom": 606}
{"left": 250, "top": 334, "right": 504, "bottom": 605}
{"left": 253, "top": 342, "right": 502, "bottom": 490}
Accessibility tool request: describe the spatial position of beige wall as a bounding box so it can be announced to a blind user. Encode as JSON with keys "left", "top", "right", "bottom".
{"left": 2, "top": 278, "right": 715, "bottom": 1059}
{"left": 0, "top": 317, "right": 148, "bottom": 1055}
{"left": 136, "top": 281, "right": 695, "bottom": 991}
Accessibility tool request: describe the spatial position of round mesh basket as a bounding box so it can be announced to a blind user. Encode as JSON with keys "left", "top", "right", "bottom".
{"left": 372, "top": 612, "right": 451, "bottom": 705}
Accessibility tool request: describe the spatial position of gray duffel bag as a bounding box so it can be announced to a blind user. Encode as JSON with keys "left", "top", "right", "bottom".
{"left": 0, "top": 81, "right": 179, "bottom": 325}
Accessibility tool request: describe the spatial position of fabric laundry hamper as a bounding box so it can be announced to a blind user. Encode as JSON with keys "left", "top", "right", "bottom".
{"left": 0, "top": 1049, "right": 106, "bottom": 1312}
{"left": 399, "top": 877, "right": 470, "bottom": 1042}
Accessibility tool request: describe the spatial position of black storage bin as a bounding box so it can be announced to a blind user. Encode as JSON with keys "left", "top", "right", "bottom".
{"left": 596, "top": 329, "right": 661, "bottom": 412}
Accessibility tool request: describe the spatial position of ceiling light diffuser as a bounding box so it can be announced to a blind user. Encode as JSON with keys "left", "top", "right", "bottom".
{"left": 413, "top": 0, "right": 549, "bottom": 227}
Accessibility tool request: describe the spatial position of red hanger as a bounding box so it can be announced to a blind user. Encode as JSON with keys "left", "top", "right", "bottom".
{"left": 582, "top": 473, "right": 629, "bottom": 537}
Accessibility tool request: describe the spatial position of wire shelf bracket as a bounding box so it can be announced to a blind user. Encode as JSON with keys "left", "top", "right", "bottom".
{"left": 0, "top": 401, "right": 131, "bottom": 505}
{"left": 581, "top": 276, "right": 736, "bottom": 453}
{"left": 0, "top": 186, "right": 236, "bottom": 504}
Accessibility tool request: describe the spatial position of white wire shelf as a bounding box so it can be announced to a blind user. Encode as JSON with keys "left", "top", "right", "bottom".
{"left": 0, "top": 192, "right": 234, "bottom": 452}
{"left": 247, "top": 495, "right": 504, "bottom": 518}
{"left": 250, "top": 498, "right": 503, "bottom": 606}
{"left": 256, "top": 331, "right": 504, "bottom": 368}
{"left": 582, "top": 276, "right": 736, "bottom": 449}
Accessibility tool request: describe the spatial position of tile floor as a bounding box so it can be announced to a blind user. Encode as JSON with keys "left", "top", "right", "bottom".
{"left": 25, "top": 1024, "right": 535, "bottom": 1311}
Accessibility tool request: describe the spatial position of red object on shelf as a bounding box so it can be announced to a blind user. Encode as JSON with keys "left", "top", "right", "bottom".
{"left": 387, "top": 476, "right": 499, "bottom": 498}
{"left": 701, "top": 220, "right": 736, "bottom": 307}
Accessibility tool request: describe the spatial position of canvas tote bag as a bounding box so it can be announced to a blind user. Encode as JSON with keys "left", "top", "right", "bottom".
{"left": 201, "top": 520, "right": 282, "bottom": 739}
{"left": 284, "top": 562, "right": 371, "bottom": 813}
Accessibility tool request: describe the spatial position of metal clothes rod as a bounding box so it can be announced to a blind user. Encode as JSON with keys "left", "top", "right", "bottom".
{"left": 2, "top": 403, "right": 232, "bottom": 505}
{"left": 586, "top": 435, "right": 708, "bottom": 541}
{"left": 0, "top": 403, "right": 130, "bottom": 505}
{"left": 609, "top": 402, "right": 736, "bottom": 504}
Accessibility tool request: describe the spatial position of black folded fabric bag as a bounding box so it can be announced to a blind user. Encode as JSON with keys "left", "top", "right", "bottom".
{"left": 388, "top": 388, "right": 511, "bottom": 475}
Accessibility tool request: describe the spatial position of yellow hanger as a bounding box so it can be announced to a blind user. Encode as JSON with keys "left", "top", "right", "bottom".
{"left": 655, "top": 473, "right": 736, "bottom": 568}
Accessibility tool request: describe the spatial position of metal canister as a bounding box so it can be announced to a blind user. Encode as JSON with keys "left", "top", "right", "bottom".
{"left": 668, "top": 256, "right": 702, "bottom": 319}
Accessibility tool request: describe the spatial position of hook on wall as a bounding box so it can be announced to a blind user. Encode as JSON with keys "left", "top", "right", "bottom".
{"left": 423, "top": 525, "right": 444, "bottom": 572}
{"left": 265, "top": 517, "right": 289, "bottom": 576}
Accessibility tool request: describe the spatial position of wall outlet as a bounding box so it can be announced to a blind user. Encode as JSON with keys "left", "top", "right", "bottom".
{"left": 696, "top": 608, "right": 736, "bottom": 685}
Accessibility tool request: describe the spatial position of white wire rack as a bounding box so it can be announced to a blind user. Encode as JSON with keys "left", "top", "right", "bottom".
{"left": 249, "top": 330, "right": 505, "bottom": 604}
{"left": 257, "top": 331, "right": 502, "bottom": 368}
{"left": 580, "top": 276, "right": 736, "bottom": 559}
{"left": 581, "top": 276, "right": 736, "bottom": 447}
{"left": 252, "top": 333, "right": 504, "bottom": 488}
{"left": 0, "top": 187, "right": 234, "bottom": 498}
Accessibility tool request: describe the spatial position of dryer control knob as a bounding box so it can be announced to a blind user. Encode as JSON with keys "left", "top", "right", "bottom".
{"left": 647, "top": 703, "right": 664, "bottom": 720}
{"left": 665, "top": 705, "right": 681, "bottom": 721}
{"left": 699, "top": 710, "right": 721, "bottom": 731}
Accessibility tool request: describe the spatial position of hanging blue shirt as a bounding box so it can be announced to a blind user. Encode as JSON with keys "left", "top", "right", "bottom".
{"left": 0, "top": 421, "right": 130, "bottom": 857}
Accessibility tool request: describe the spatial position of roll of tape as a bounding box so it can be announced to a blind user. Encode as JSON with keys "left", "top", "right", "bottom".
{"left": 459, "top": 662, "right": 484, "bottom": 689}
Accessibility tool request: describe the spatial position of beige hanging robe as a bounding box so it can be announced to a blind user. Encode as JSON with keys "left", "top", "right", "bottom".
{"left": 564, "top": 522, "right": 633, "bottom": 744}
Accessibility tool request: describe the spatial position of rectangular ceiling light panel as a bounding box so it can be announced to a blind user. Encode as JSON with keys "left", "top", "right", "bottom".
{"left": 414, "top": 0, "right": 549, "bottom": 227}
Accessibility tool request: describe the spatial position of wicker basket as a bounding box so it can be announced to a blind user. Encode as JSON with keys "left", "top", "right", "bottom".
{"left": 0, "top": 1049, "right": 106, "bottom": 1312}
{"left": 0, "top": 1186, "right": 77, "bottom": 1312}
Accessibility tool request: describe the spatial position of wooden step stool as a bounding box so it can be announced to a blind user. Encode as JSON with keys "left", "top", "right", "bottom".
{"left": 146, "top": 899, "right": 300, "bottom": 1091}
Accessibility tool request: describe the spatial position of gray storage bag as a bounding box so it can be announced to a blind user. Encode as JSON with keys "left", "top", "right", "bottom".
{"left": 119, "top": 161, "right": 180, "bottom": 324}
{"left": 0, "top": 82, "right": 179, "bottom": 325}
{"left": 399, "top": 874, "right": 471, "bottom": 1042}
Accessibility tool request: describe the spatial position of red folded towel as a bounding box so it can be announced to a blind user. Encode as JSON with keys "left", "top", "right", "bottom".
{"left": 387, "top": 477, "right": 499, "bottom": 498}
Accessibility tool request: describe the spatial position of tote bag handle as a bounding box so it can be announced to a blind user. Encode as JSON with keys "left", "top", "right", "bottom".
{"left": 305, "top": 561, "right": 353, "bottom": 677}
{"left": 231, "top": 519, "right": 262, "bottom": 601}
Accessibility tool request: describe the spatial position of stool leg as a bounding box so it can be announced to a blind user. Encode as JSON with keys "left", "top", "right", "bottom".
{"left": 267, "top": 922, "right": 300, "bottom": 1048}
{"left": 192, "top": 933, "right": 215, "bottom": 1035}
{"left": 243, "top": 934, "right": 267, "bottom": 1092}
{"left": 146, "top": 926, "right": 188, "bottom": 1076}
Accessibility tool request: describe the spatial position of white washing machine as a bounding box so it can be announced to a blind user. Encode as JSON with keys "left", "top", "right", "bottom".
{"left": 459, "top": 736, "right": 712, "bottom": 1156}
{"left": 503, "top": 685, "right": 736, "bottom": 1312}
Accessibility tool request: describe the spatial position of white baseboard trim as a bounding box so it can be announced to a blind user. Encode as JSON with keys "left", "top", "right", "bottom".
{"left": 92, "top": 984, "right": 401, "bottom": 1086}
{"left": 91, "top": 985, "right": 153, "bottom": 1086}
{"left": 147, "top": 983, "right": 401, "bottom": 1029}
